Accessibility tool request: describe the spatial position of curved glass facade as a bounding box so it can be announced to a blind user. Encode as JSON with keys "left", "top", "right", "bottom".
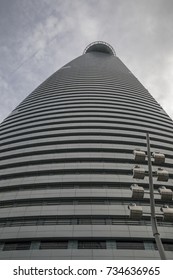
{"left": 0, "top": 42, "right": 173, "bottom": 259}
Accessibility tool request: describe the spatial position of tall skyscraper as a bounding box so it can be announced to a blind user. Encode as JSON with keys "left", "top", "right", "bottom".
{"left": 0, "top": 41, "right": 173, "bottom": 259}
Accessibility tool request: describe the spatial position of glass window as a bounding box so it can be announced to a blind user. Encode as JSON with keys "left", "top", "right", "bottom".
{"left": 78, "top": 240, "right": 106, "bottom": 249}
{"left": 40, "top": 241, "right": 68, "bottom": 250}
{"left": 163, "top": 243, "right": 173, "bottom": 251}
{"left": 116, "top": 241, "right": 144, "bottom": 250}
{"left": 3, "top": 242, "right": 31, "bottom": 251}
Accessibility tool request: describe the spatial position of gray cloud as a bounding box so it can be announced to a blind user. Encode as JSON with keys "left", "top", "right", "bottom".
{"left": 0, "top": 0, "right": 173, "bottom": 121}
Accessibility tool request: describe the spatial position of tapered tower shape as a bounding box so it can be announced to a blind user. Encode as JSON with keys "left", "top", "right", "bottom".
{"left": 0, "top": 41, "right": 173, "bottom": 259}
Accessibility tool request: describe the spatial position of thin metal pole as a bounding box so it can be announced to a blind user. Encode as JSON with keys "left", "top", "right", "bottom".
{"left": 146, "top": 132, "right": 166, "bottom": 260}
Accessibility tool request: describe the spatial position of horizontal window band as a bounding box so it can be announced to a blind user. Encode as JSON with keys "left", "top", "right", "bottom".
{"left": 15, "top": 102, "right": 162, "bottom": 118}
{"left": 2, "top": 112, "right": 172, "bottom": 134}
{"left": 3, "top": 107, "right": 170, "bottom": 128}
{"left": 0, "top": 215, "right": 170, "bottom": 228}
{"left": 1, "top": 145, "right": 173, "bottom": 162}
{"left": 0, "top": 138, "right": 148, "bottom": 153}
{"left": 0, "top": 148, "right": 138, "bottom": 161}
{"left": 1, "top": 116, "right": 172, "bottom": 137}
{"left": 1, "top": 159, "right": 173, "bottom": 176}
{"left": 0, "top": 168, "right": 135, "bottom": 180}
{"left": 1, "top": 138, "right": 173, "bottom": 157}
{"left": 4, "top": 103, "right": 166, "bottom": 125}
{"left": 23, "top": 84, "right": 155, "bottom": 94}
{"left": 19, "top": 94, "right": 157, "bottom": 110}
{"left": 0, "top": 129, "right": 172, "bottom": 147}
{"left": 0, "top": 238, "right": 173, "bottom": 251}
{"left": 0, "top": 181, "right": 168, "bottom": 193}
{"left": 15, "top": 95, "right": 157, "bottom": 111}
{"left": 0, "top": 138, "right": 148, "bottom": 151}
{"left": 2, "top": 110, "right": 172, "bottom": 130}
{"left": 0, "top": 158, "right": 136, "bottom": 169}
{"left": 0, "top": 197, "right": 168, "bottom": 209}
{"left": 0, "top": 159, "right": 173, "bottom": 171}
{"left": 17, "top": 96, "right": 160, "bottom": 112}
{"left": 28, "top": 83, "right": 153, "bottom": 94}
{"left": 28, "top": 86, "right": 155, "bottom": 100}
{"left": 1, "top": 124, "right": 173, "bottom": 143}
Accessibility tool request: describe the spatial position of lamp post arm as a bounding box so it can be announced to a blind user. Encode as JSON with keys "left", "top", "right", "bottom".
{"left": 146, "top": 132, "right": 166, "bottom": 260}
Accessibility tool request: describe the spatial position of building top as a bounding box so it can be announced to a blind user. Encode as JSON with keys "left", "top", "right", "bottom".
{"left": 83, "top": 41, "right": 116, "bottom": 56}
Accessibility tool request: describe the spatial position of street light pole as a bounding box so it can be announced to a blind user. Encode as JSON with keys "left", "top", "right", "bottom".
{"left": 146, "top": 132, "right": 167, "bottom": 260}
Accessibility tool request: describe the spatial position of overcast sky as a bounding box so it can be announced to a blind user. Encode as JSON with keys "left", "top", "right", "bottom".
{"left": 0, "top": 0, "right": 173, "bottom": 122}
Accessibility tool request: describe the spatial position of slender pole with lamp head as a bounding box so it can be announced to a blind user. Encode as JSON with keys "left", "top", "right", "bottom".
{"left": 146, "top": 132, "right": 166, "bottom": 260}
